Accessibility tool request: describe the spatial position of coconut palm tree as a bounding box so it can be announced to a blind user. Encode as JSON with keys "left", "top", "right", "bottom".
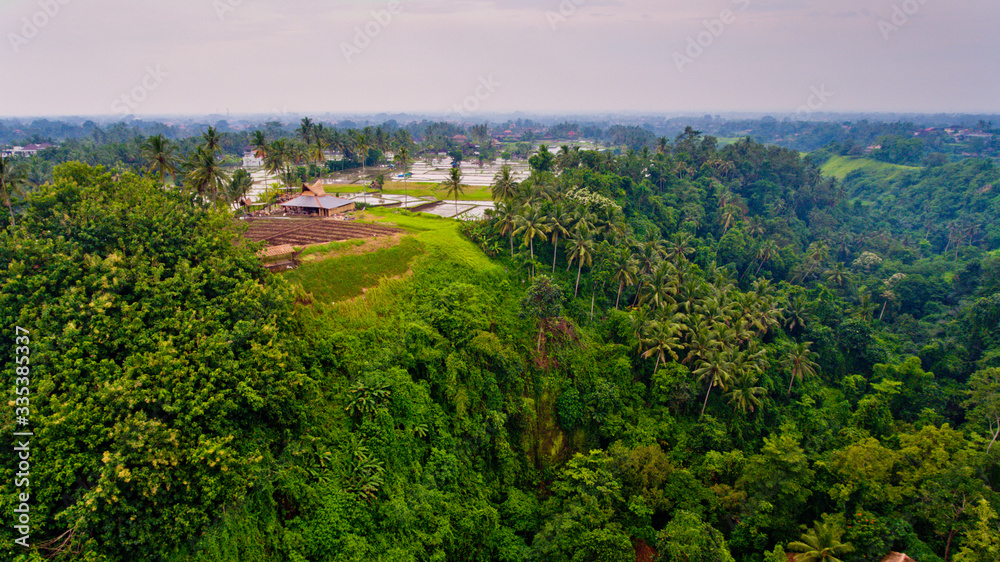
{"left": 752, "top": 239, "right": 778, "bottom": 277}
{"left": 639, "top": 261, "right": 678, "bottom": 311}
{"left": 566, "top": 226, "right": 595, "bottom": 297}
{"left": 395, "top": 145, "right": 411, "bottom": 208}
{"left": 785, "top": 294, "right": 810, "bottom": 334}
{"left": 609, "top": 248, "right": 639, "bottom": 309}
{"left": 229, "top": 168, "right": 254, "bottom": 213}
{"left": 640, "top": 320, "right": 684, "bottom": 373}
{"left": 202, "top": 126, "right": 222, "bottom": 154}
{"left": 354, "top": 129, "right": 370, "bottom": 178}
{"left": 725, "top": 371, "right": 767, "bottom": 414}
{"left": 878, "top": 286, "right": 896, "bottom": 320}
{"left": 695, "top": 348, "right": 735, "bottom": 418}
{"left": 491, "top": 164, "right": 518, "bottom": 203}
{"left": 0, "top": 155, "right": 28, "bottom": 226}
{"left": 311, "top": 125, "right": 328, "bottom": 177}
{"left": 546, "top": 203, "right": 573, "bottom": 273}
{"left": 785, "top": 341, "right": 818, "bottom": 395}
{"left": 264, "top": 139, "right": 288, "bottom": 186}
{"left": 492, "top": 201, "right": 518, "bottom": 257}
{"left": 665, "top": 231, "right": 696, "bottom": 262}
{"left": 140, "top": 134, "right": 180, "bottom": 185}
{"left": 299, "top": 117, "right": 314, "bottom": 145}
{"left": 788, "top": 520, "right": 854, "bottom": 562}
{"left": 825, "top": 263, "right": 853, "bottom": 290}
{"left": 187, "top": 147, "right": 230, "bottom": 207}
{"left": 514, "top": 206, "right": 548, "bottom": 278}
{"left": 251, "top": 130, "right": 268, "bottom": 160}
{"left": 441, "top": 166, "right": 466, "bottom": 217}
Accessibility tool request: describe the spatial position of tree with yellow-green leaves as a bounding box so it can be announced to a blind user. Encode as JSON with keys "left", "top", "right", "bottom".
{"left": 0, "top": 163, "right": 305, "bottom": 560}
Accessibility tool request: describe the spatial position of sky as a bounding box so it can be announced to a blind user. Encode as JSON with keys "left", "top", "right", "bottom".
{"left": 1, "top": 0, "right": 998, "bottom": 118}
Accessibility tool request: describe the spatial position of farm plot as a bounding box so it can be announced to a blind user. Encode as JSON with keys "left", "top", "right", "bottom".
{"left": 242, "top": 218, "right": 402, "bottom": 247}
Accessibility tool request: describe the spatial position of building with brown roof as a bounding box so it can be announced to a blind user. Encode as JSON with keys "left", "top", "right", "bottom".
{"left": 279, "top": 180, "right": 355, "bottom": 217}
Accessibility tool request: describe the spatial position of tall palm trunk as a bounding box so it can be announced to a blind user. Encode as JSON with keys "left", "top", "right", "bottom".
{"left": 552, "top": 232, "right": 560, "bottom": 273}
{"left": 529, "top": 240, "right": 535, "bottom": 279}
{"left": 615, "top": 281, "right": 624, "bottom": 309}
{"left": 575, "top": 259, "right": 583, "bottom": 298}
{"left": 701, "top": 378, "right": 714, "bottom": 418}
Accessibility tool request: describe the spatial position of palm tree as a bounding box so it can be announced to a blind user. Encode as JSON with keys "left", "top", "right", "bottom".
{"left": 639, "top": 261, "right": 678, "bottom": 311}
{"left": 354, "top": 129, "right": 371, "bottom": 178}
{"left": 878, "top": 285, "right": 896, "bottom": 320}
{"left": 785, "top": 341, "right": 818, "bottom": 395}
{"left": 229, "top": 168, "right": 254, "bottom": 213}
{"left": 824, "top": 263, "right": 853, "bottom": 290}
{"left": 299, "top": 117, "right": 314, "bottom": 144}
{"left": 202, "top": 126, "right": 222, "bottom": 154}
{"left": 665, "top": 231, "right": 695, "bottom": 261}
{"left": 395, "top": 145, "right": 411, "bottom": 208}
{"left": 312, "top": 130, "right": 328, "bottom": 178}
{"left": 491, "top": 164, "right": 518, "bottom": 203}
{"left": 640, "top": 320, "right": 683, "bottom": 373}
{"left": 441, "top": 166, "right": 466, "bottom": 217}
{"left": 251, "top": 130, "right": 268, "bottom": 161}
{"left": 752, "top": 239, "right": 778, "bottom": 277}
{"left": 0, "top": 155, "right": 28, "bottom": 226}
{"left": 187, "top": 147, "right": 231, "bottom": 206}
{"left": 725, "top": 371, "right": 766, "bottom": 414}
{"left": 609, "top": 248, "right": 639, "bottom": 309}
{"left": 695, "top": 348, "right": 735, "bottom": 418}
{"left": 566, "top": 227, "right": 595, "bottom": 297}
{"left": 785, "top": 295, "right": 810, "bottom": 334}
{"left": 719, "top": 204, "right": 740, "bottom": 235}
{"left": 493, "top": 201, "right": 518, "bottom": 257}
{"left": 788, "top": 520, "right": 853, "bottom": 562}
{"left": 264, "top": 139, "right": 288, "bottom": 186}
{"left": 546, "top": 203, "right": 573, "bottom": 273}
{"left": 514, "top": 207, "right": 548, "bottom": 278}
{"left": 140, "top": 134, "right": 180, "bottom": 185}
{"left": 806, "top": 240, "right": 831, "bottom": 269}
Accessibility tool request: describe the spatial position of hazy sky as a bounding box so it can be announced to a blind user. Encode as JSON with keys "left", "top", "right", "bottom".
{"left": 2, "top": 0, "right": 998, "bottom": 117}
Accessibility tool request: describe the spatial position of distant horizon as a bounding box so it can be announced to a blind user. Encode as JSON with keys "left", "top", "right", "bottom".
{"left": 2, "top": 111, "right": 999, "bottom": 126}
{"left": 3, "top": 1, "right": 998, "bottom": 117}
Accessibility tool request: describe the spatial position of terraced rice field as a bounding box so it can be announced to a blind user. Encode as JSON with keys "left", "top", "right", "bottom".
{"left": 242, "top": 218, "right": 402, "bottom": 247}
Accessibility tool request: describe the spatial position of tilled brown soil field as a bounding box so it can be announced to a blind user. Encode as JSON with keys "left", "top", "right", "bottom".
{"left": 242, "top": 218, "right": 402, "bottom": 247}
